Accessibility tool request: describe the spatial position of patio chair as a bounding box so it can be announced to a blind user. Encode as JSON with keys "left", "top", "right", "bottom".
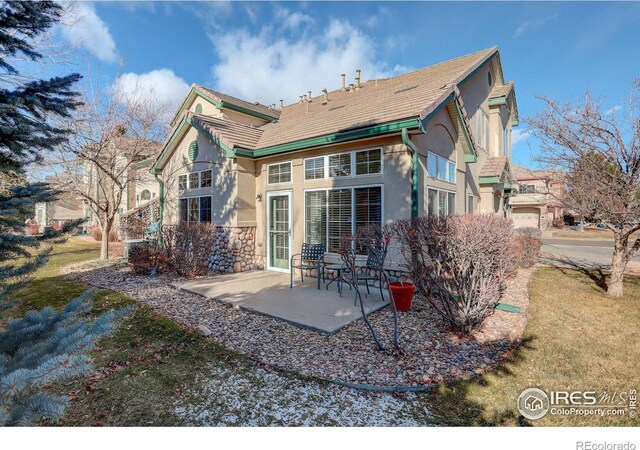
{"left": 290, "top": 243, "right": 326, "bottom": 290}
{"left": 355, "top": 246, "right": 387, "bottom": 304}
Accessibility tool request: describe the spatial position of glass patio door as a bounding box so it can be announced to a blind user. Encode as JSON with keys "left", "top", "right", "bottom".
{"left": 267, "top": 192, "right": 291, "bottom": 272}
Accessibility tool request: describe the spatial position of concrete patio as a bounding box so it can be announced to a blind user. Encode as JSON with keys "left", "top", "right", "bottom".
{"left": 172, "top": 270, "right": 389, "bottom": 333}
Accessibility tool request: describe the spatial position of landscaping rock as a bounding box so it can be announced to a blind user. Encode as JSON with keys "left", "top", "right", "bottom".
{"left": 197, "top": 325, "right": 212, "bottom": 337}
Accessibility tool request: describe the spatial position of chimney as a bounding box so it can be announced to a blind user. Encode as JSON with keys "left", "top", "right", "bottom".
{"left": 322, "top": 88, "right": 328, "bottom": 105}
{"left": 355, "top": 68, "right": 361, "bottom": 89}
{"left": 308, "top": 91, "right": 312, "bottom": 102}
{"left": 348, "top": 83, "right": 355, "bottom": 92}
{"left": 341, "top": 73, "right": 346, "bottom": 91}
{"left": 280, "top": 99, "right": 284, "bottom": 109}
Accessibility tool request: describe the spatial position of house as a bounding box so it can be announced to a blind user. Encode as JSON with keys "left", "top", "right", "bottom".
{"left": 34, "top": 186, "right": 85, "bottom": 233}
{"left": 150, "top": 46, "right": 519, "bottom": 273}
{"left": 509, "top": 164, "right": 564, "bottom": 229}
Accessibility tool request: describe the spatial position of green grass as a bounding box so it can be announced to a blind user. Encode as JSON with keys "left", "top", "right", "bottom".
{"left": 420, "top": 266, "right": 640, "bottom": 426}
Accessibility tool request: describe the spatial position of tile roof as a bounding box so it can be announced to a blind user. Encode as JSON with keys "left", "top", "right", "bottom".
{"left": 511, "top": 164, "right": 563, "bottom": 181}
{"left": 253, "top": 47, "right": 498, "bottom": 149}
{"left": 479, "top": 156, "right": 509, "bottom": 178}
{"left": 489, "top": 81, "right": 514, "bottom": 99}
{"left": 190, "top": 113, "right": 264, "bottom": 150}
{"left": 194, "top": 85, "right": 280, "bottom": 120}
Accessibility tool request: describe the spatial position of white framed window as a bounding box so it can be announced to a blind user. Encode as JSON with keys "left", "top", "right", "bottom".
{"left": 328, "top": 153, "right": 351, "bottom": 178}
{"left": 178, "top": 174, "right": 187, "bottom": 190}
{"left": 304, "top": 157, "right": 325, "bottom": 181}
{"left": 267, "top": 162, "right": 292, "bottom": 184}
{"left": 355, "top": 149, "right": 382, "bottom": 175}
{"left": 304, "top": 185, "right": 383, "bottom": 253}
{"left": 519, "top": 184, "right": 536, "bottom": 194}
{"left": 427, "top": 188, "right": 455, "bottom": 216}
{"left": 427, "top": 152, "right": 456, "bottom": 183}
{"left": 200, "top": 169, "right": 212, "bottom": 188}
{"left": 188, "top": 172, "right": 199, "bottom": 189}
{"left": 178, "top": 196, "right": 212, "bottom": 223}
{"left": 477, "top": 107, "right": 490, "bottom": 150}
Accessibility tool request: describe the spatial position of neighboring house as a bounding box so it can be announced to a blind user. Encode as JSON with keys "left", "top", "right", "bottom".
{"left": 150, "top": 46, "right": 519, "bottom": 273}
{"left": 34, "top": 188, "right": 85, "bottom": 233}
{"left": 510, "top": 164, "right": 564, "bottom": 229}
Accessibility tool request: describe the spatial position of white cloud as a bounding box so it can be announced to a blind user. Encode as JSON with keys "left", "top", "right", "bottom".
{"left": 513, "top": 13, "right": 559, "bottom": 38}
{"left": 60, "top": 2, "right": 118, "bottom": 62}
{"left": 210, "top": 18, "right": 401, "bottom": 105}
{"left": 512, "top": 129, "right": 531, "bottom": 146}
{"left": 605, "top": 105, "right": 621, "bottom": 116}
{"left": 276, "top": 8, "right": 314, "bottom": 29}
{"left": 114, "top": 69, "right": 189, "bottom": 111}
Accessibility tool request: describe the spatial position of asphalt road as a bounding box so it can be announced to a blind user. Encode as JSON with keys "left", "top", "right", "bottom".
{"left": 541, "top": 238, "right": 640, "bottom": 267}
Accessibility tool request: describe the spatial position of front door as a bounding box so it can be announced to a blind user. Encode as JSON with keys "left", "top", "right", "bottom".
{"left": 267, "top": 192, "right": 292, "bottom": 272}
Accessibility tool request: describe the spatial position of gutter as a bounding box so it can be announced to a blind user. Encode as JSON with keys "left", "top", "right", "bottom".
{"left": 153, "top": 171, "right": 164, "bottom": 244}
{"left": 401, "top": 128, "right": 419, "bottom": 219}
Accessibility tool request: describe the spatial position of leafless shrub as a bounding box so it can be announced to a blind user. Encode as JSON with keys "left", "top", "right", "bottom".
{"left": 513, "top": 236, "right": 542, "bottom": 269}
{"left": 160, "top": 222, "right": 215, "bottom": 278}
{"left": 392, "top": 214, "right": 515, "bottom": 335}
{"left": 129, "top": 243, "right": 168, "bottom": 276}
{"left": 516, "top": 226, "right": 542, "bottom": 239}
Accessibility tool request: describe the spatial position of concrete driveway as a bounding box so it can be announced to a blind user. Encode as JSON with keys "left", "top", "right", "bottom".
{"left": 541, "top": 238, "right": 640, "bottom": 267}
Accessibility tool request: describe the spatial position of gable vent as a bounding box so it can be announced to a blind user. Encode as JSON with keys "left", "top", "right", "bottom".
{"left": 188, "top": 141, "right": 199, "bottom": 161}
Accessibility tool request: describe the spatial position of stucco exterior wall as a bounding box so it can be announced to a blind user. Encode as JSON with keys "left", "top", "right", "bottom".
{"left": 161, "top": 125, "right": 237, "bottom": 227}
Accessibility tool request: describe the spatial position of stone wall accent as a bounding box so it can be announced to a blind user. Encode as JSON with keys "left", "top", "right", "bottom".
{"left": 208, "top": 226, "right": 263, "bottom": 273}
{"left": 120, "top": 199, "right": 159, "bottom": 239}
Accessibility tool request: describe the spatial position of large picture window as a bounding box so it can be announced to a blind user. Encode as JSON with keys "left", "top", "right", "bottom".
{"left": 267, "top": 162, "right": 292, "bottom": 184}
{"left": 427, "top": 188, "right": 455, "bottom": 216}
{"left": 305, "top": 186, "right": 383, "bottom": 253}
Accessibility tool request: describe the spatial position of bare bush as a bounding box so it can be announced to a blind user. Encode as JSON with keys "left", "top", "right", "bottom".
{"left": 513, "top": 236, "right": 542, "bottom": 269}
{"left": 552, "top": 217, "right": 565, "bottom": 229}
{"left": 88, "top": 224, "right": 118, "bottom": 242}
{"left": 392, "top": 214, "right": 515, "bottom": 334}
{"left": 129, "top": 243, "right": 168, "bottom": 275}
{"left": 160, "top": 222, "right": 215, "bottom": 278}
{"left": 516, "top": 226, "right": 542, "bottom": 239}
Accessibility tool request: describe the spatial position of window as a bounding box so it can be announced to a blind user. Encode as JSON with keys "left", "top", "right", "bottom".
{"left": 305, "top": 186, "right": 383, "bottom": 253}
{"left": 355, "top": 149, "right": 381, "bottom": 175}
{"left": 179, "top": 196, "right": 212, "bottom": 223}
{"left": 503, "top": 126, "right": 510, "bottom": 156}
{"left": 427, "top": 188, "right": 455, "bottom": 216}
{"left": 467, "top": 195, "right": 474, "bottom": 214}
{"left": 140, "top": 189, "right": 151, "bottom": 201}
{"left": 268, "top": 162, "right": 292, "bottom": 184}
{"left": 200, "top": 170, "right": 212, "bottom": 188}
{"left": 178, "top": 174, "right": 187, "bottom": 190}
{"left": 519, "top": 184, "right": 536, "bottom": 194}
{"left": 188, "top": 172, "right": 199, "bottom": 189}
{"left": 305, "top": 191, "right": 327, "bottom": 246}
{"left": 200, "top": 196, "right": 212, "bottom": 223}
{"left": 427, "top": 152, "right": 456, "bottom": 183}
{"left": 477, "top": 108, "right": 490, "bottom": 150}
{"left": 304, "top": 157, "right": 325, "bottom": 180}
{"left": 328, "top": 153, "right": 351, "bottom": 178}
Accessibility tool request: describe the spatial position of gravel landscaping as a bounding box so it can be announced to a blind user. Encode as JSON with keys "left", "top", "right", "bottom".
{"left": 64, "top": 262, "right": 533, "bottom": 388}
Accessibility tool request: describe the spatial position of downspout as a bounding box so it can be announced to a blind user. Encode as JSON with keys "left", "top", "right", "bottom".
{"left": 401, "top": 128, "right": 419, "bottom": 219}
{"left": 153, "top": 170, "right": 164, "bottom": 245}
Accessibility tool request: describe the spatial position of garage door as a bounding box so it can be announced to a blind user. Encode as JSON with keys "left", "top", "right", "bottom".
{"left": 512, "top": 208, "right": 541, "bottom": 229}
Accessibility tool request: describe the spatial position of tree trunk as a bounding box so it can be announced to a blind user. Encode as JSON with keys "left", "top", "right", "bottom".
{"left": 100, "top": 220, "right": 112, "bottom": 260}
{"left": 608, "top": 234, "right": 629, "bottom": 297}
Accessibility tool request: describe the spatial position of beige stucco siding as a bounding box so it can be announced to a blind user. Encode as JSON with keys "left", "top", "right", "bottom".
{"left": 161, "top": 125, "right": 237, "bottom": 227}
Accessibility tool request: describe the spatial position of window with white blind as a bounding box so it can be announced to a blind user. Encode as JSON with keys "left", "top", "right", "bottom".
{"left": 304, "top": 157, "right": 325, "bottom": 180}
{"left": 305, "top": 186, "right": 383, "bottom": 253}
{"left": 267, "top": 162, "right": 292, "bottom": 184}
{"left": 427, "top": 188, "right": 455, "bottom": 216}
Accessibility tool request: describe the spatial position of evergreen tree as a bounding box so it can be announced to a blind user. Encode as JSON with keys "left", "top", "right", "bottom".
{"left": 0, "top": 2, "right": 128, "bottom": 425}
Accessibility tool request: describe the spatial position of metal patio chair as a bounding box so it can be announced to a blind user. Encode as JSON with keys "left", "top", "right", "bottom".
{"left": 290, "top": 243, "right": 326, "bottom": 290}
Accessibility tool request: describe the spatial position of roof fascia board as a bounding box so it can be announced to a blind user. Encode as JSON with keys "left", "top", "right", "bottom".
{"left": 170, "top": 87, "right": 223, "bottom": 127}
{"left": 151, "top": 115, "right": 189, "bottom": 173}
{"left": 479, "top": 176, "right": 502, "bottom": 184}
{"left": 187, "top": 117, "right": 235, "bottom": 158}
{"left": 246, "top": 118, "right": 421, "bottom": 159}
{"left": 458, "top": 48, "right": 499, "bottom": 88}
{"left": 453, "top": 94, "right": 478, "bottom": 159}
{"left": 488, "top": 97, "right": 507, "bottom": 106}
{"left": 220, "top": 101, "right": 278, "bottom": 122}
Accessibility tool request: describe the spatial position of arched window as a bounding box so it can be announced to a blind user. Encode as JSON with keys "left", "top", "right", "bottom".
{"left": 194, "top": 103, "right": 203, "bottom": 114}
{"left": 141, "top": 189, "right": 151, "bottom": 201}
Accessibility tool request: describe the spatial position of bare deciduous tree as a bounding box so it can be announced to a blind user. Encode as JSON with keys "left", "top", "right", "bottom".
{"left": 526, "top": 84, "right": 640, "bottom": 297}
{"left": 47, "top": 76, "right": 167, "bottom": 259}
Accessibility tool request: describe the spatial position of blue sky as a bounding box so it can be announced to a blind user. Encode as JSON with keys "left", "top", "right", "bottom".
{"left": 55, "top": 1, "right": 640, "bottom": 168}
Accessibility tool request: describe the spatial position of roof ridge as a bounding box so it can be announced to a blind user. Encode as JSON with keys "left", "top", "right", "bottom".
{"left": 193, "top": 84, "right": 279, "bottom": 115}
{"left": 191, "top": 112, "right": 265, "bottom": 133}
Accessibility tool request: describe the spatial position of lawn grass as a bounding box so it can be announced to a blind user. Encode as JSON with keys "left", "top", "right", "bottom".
{"left": 552, "top": 228, "right": 639, "bottom": 241}
{"left": 6, "top": 237, "right": 253, "bottom": 426}
{"left": 7, "top": 237, "right": 640, "bottom": 426}
{"left": 421, "top": 266, "right": 640, "bottom": 426}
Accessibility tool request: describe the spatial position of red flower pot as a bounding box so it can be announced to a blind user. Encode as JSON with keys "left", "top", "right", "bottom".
{"left": 389, "top": 281, "right": 415, "bottom": 312}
